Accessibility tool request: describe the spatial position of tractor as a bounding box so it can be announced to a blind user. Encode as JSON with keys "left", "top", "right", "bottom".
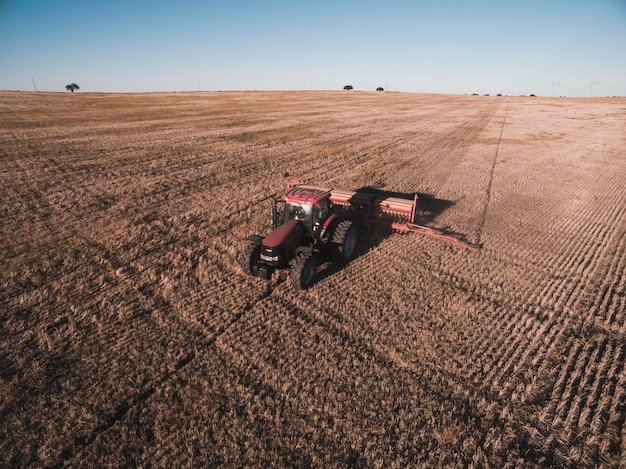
{"left": 241, "top": 178, "right": 422, "bottom": 289}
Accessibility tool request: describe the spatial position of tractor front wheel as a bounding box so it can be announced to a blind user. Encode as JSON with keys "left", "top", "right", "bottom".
{"left": 290, "top": 252, "right": 317, "bottom": 290}
{"left": 331, "top": 220, "right": 358, "bottom": 263}
{"left": 241, "top": 238, "right": 261, "bottom": 275}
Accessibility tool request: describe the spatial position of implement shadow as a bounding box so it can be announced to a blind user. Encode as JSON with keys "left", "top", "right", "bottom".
{"left": 314, "top": 187, "right": 459, "bottom": 284}
{"left": 415, "top": 193, "right": 476, "bottom": 246}
{"left": 412, "top": 192, "right": 455, "bottom": 225}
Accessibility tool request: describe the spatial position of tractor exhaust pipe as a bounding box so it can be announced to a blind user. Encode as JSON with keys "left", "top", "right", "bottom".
{"left": 271, "top": 197, "right": 285, "bottom": 230}
{"left": 271, "top": 197, "right": 278, "bottom": 229}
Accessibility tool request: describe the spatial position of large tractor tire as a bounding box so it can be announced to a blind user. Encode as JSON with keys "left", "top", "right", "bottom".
{"left": 240, "top": 238, "right": 261, "bottom": 275}
{"left": 290, "top": 252, "right": 317, "bottom": 290}
{"left": 331, "top": 220, "right": 358, "bottom": 263}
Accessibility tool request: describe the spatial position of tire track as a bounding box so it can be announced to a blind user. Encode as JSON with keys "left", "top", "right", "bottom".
{"left": 381, "top": 99, "right": 502, "bottom": 194}
{"left": 476, "top": 103, "right": 508, "bottom": 246}
{"left": 49, "top": 237, "right": 277, "bottom": 467}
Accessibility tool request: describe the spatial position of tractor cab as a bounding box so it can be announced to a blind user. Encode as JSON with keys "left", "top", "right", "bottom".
{"left": 278, "top": 186, "right": 332, "bottom": 238}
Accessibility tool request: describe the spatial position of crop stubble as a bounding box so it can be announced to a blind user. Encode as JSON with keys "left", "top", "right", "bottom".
{"left": 1, "top": 91, "right": 625, "bottom": 467}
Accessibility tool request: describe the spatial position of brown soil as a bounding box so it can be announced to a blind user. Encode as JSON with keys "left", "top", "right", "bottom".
{"left": 1, "top": 90, "right": 625, "bottom": 467}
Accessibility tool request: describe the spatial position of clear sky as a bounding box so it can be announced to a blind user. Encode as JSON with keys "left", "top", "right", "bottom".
{"left": 1, "top": 0, "right": 625, "bottom": 96}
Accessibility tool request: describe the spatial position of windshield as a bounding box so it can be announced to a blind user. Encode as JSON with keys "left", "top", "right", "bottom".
{"left": 284, "top": 203, "right": 312, "bottom": 224}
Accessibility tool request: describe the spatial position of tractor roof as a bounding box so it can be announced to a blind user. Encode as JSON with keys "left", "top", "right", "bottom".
{"left": 284, "top": 185, "right": 331, "bottom": 205}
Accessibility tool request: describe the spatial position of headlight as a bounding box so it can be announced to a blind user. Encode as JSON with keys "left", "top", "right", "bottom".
{"left": 260, "top": 254, "right": 279, "bottom": 262}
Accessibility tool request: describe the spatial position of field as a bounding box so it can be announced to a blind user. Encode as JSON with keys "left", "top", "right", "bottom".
{"left": 1, "top": 90, "right": 625, "bottom": 467}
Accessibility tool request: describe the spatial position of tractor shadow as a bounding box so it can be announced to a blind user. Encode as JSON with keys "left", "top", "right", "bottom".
{"left": 314, "top": 188, "right": 459, "bottom": 284}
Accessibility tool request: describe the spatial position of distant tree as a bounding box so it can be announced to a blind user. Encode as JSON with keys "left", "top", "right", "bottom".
{"left": 343, "top": 85, "right": 353, "bottom": 91}
{"left": 376, "top": 87, "right": 384, "bottom": 92}
{"left": 65, "top": 83, "right": 80, "bottom": 93}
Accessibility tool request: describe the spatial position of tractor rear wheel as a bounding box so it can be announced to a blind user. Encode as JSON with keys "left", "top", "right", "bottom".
{"left": 290, "top": 252, "right": 317, "bottom": 290}
{"left": 241, "top": 238, "right": 261, "bottom": 275}
{"left": 331, "top": 220, "right": 358, "bottom": 262}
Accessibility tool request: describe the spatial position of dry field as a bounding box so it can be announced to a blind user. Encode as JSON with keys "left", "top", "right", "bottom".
{"left": 1, "top": 90, "right": 625, "bottom": 467}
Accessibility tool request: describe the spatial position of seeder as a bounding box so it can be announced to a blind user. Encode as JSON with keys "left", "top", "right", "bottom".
{"left": 241, "top": 178, "right": 473, "bottom": 290}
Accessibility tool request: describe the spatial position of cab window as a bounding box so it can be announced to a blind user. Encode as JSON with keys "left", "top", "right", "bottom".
{"left": 313, "top": 201, "right": 329, "bottom": 223}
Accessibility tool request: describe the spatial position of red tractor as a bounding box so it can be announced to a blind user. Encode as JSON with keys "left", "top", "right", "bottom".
{"left": 241, "top": 178, "right": 421, "bottom": 289}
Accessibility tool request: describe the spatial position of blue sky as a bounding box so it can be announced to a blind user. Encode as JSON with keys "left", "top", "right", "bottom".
{"left": 1, "top": 0, "right": 625, "bottom": 96}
